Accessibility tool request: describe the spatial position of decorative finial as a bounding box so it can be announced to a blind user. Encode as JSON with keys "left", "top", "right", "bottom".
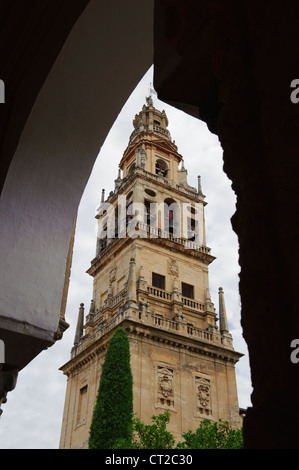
{"left": 89, "top": 299, "right": 95, "bottom": 314}
{"left": 197, "top": 176, "right": 203, "bottom": 195}
{"left": 218, "top": 287, "right": 229, "bottom": 334}
{"left": 74, "top": 303, "right": 85, "bottom": 345}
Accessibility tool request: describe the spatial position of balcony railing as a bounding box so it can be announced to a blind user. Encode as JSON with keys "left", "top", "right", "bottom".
{"left": 152, "top": 314, "right": 213, "bottom": 342}
{"left": 148, "top": 286, "right": 172, "bottom": 300}
{"left": 148, "top": 286, "right": 205, "bottom": 312}
{"left": 182, "top": 297, "right": 205, "bottom": 311}
{"left": 152, "top": 314, "right": 178, "bottom": 331}
{"left": 138, "top": 222, "right": 211, "bottom": 254}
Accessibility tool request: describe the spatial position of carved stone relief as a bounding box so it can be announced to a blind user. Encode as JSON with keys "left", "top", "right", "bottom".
{"left": 109, "top": 266, "right": 117, "bottom": 283}
{"left": 168, "top": 259, "right": 179, "bottom": 277}
{"left": 195, "top": 376, "right": 212, "bottom": 417}
{"left": 157, "top": 366, "right": 174, "bottom": 408}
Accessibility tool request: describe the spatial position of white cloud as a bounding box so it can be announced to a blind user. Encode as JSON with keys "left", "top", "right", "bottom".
{"left": 0, "top": 67, "right": 252, "bottom": 449}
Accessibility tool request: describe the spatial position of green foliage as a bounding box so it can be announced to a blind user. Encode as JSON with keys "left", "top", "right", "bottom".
{"left": 131, "top": 410, "right": 175, "bottom": 449}
{"left": 111, "top": 411, "right": 243, "bottom": 450}
{"left": 88, "top": 328, "right": 133, "bottom": 449}
{"left": 177, "top": 419, "right": 244, "bottom": 449}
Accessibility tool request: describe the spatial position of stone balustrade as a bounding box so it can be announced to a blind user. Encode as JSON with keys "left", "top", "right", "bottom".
{"left": 71, "top": 304, "right": 231, "bottom": 360}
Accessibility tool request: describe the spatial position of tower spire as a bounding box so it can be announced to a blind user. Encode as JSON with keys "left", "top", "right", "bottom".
{"left": 218, "top": 287, "right": 229, "bottom": 333}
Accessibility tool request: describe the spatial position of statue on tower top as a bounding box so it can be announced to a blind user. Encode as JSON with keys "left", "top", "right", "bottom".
{"left": 146, "top": 95, "right": 153, "bottom": 107}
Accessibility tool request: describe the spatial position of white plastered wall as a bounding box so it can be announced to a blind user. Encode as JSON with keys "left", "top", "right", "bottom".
{"left": 0, "top": 0, "right": 154, "bottom": 349}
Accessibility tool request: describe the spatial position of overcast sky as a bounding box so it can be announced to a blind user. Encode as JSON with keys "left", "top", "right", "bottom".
{"left": 0, "top": 66, "right": 252, "bottom": 449}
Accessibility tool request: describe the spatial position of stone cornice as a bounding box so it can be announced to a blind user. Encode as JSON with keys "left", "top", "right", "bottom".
{"left": 106, "top": 166, "right": 203, "bottom": 206}
{"left": 60, "top": 316, "right": 243, "bottom": 377}
{"left": 88, "top": 234, "right": 214, "bottom": 277}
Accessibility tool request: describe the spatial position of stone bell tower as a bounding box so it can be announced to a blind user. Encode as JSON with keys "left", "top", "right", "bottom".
{"left": 59, "top": 96, "right": 243, "bottom": 449}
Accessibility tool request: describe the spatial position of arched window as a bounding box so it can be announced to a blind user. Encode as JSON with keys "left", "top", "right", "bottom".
{"left": 128, "top": 162, "right": 136, "bottom": 175}
{"left": 155, "top": 158, "right": 168, "bottom": 177}
{"left": 164, "top": 197, "right": 178, "bottom": 235}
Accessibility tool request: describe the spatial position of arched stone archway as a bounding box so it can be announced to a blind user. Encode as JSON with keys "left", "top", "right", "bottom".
{"left": 0, "top": 0, "right": 154, "bottom": 401}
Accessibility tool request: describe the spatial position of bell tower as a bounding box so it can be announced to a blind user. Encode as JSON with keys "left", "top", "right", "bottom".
{"left": 59, "top": 96, "right": 243, "bottom": 449}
